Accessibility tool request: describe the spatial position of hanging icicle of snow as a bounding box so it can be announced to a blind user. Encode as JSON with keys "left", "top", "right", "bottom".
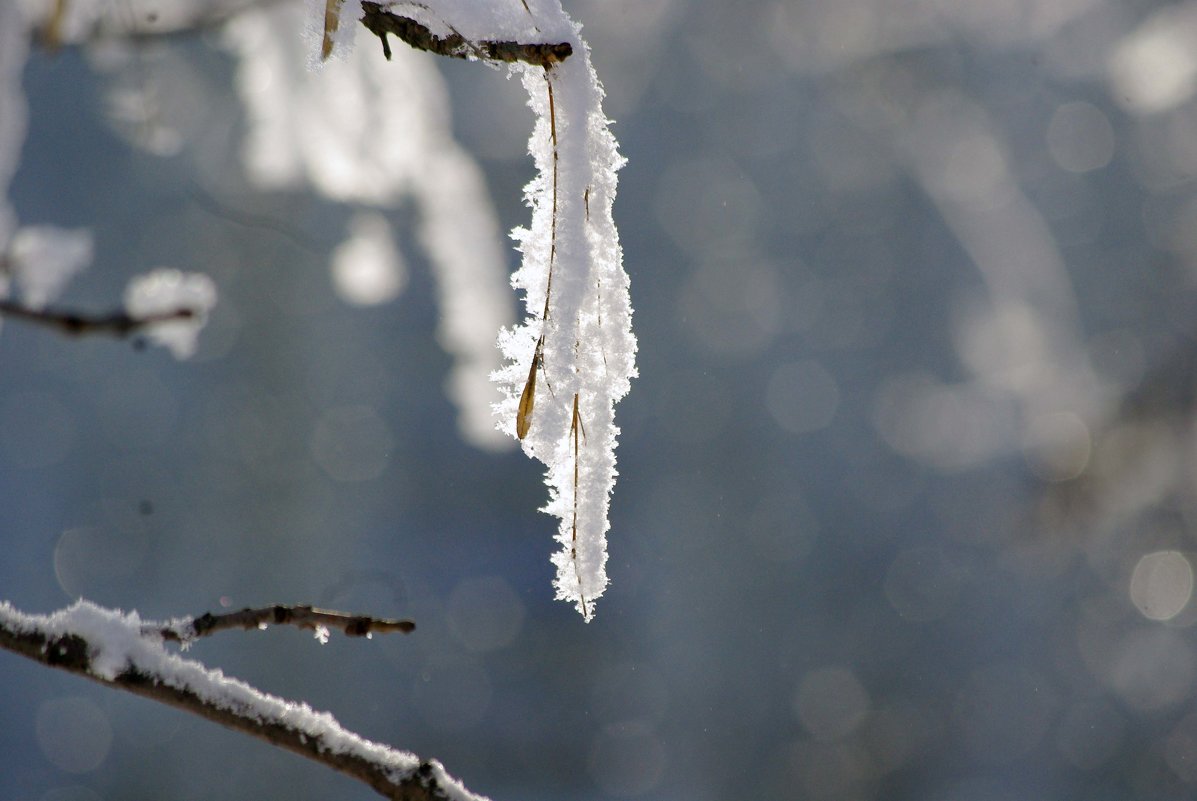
{"left": 476, "top": 0, "right": 637, "bottom": 620}
{"left": 226, "top": 4, "right": 514, "bottom": 449}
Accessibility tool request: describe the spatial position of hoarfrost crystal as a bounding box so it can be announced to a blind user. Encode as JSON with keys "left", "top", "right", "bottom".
{"left": 485, "top": 1, "right": 638, "bottom": 620}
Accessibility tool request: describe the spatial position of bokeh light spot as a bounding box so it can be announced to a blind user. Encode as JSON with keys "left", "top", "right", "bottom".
{"left": 446, "top": 576, "right": 526, "bottom": 652}
{"left": 54, "top": 526, "right": 151, "bottom": 600}
{"left": 1105, "top": 629, "right": 1195, "bottom": 710}
{"left": 587, "top": 722, "right": 667, "bottom": 797}
{"left": 331, "top": 211, "right": 406, "bottom": 306}
{"left": 1129, "top": 550, "right": 1193, "bottom": 621}
{"left": 1110, "top": 15, "right": 1197, "bottom": 114}
{"left": 34, "top": 697, "right": 112, "bottom": 774}
{"left": 793, "top": 667, "right": 870, "bottom": 740}
{"left": 1022, "top": 411, "right": 1091, "bottom": 482}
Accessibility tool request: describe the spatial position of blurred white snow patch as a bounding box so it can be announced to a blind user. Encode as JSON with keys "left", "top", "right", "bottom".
{"left": 14, "top": 0, "right": 104, "bottom": 45}
{"left": 1109, "top": 7, "right": 1197, "bottom": 114}
{"left": 452, "top": 366, "right": 511, "bottom": 450}
{"left": 331, "top": 211, "right": 406, "bottom": 305}
{"left": 0, "top": 1, "right": 29, "bottom": 252}
{"left": 124, "top": 269, "right": 217, "bottom": 359}
{"left": 1130, "top": 551, "right": 1194, "bottom": 622}
{"left": 103, "top": 83, "right": 185, "bottom": 157}
{"left": 226, "top": 2, "right": 514, "bottom": 453}
{"left": 10, "top": 226, "right": 93, "bottom": 309}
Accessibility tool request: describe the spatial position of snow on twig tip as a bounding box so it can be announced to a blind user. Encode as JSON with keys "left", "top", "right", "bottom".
{"left": 123, "top": 268, "right": 216, "bottom": 358}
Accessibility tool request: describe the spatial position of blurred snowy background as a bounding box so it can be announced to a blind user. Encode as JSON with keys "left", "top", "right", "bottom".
{"left": 6, "top": 0, "right": 1197, "bottom": 799}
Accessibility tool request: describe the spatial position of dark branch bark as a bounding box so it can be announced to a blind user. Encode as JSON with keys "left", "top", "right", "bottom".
{"left": 360, "top": 2, "right": 572, "bottom": 67}
{"left": 156, "top": 604, "right": 415, "bottom": 642}
{"left": 0, "top": 299, "right": 195, "bottom": 339}
{"left": 0, "top": 603, "right": 478, "bottom": 801}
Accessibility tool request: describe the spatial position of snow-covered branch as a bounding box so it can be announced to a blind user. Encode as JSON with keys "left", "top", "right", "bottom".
{"left": 0, "top": 600, "right": 483, "bottom": 801}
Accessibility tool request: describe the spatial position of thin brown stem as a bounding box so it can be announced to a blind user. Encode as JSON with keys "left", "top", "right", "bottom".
{"left": 515, "top": 74, "right": 562, "bottom": 439}
{"left": 545, "top": 75, "right": 559, "bottom": 322}
{"left": 570, "top": 392, "right": 588, "bottom": 618}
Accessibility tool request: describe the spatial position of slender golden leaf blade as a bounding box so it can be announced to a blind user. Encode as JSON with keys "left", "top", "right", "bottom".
{"left": 321, "top": 0, "right": 344, "bottom": 60}
{"left": 516, "top": 356, "right": 537, "bottom": 440}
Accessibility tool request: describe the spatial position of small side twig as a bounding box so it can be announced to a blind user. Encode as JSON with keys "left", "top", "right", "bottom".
{"left": 360, "top": 2, "right": 572, "bottom": 67}
{"left": 157, "top": 604, "right": 416, "bottom": 642}
{"left": 0, "top": 299, "right": 195, "bottom": 339}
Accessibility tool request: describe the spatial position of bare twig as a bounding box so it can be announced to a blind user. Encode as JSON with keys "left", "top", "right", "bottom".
{"left": 360, "top": 2, "right": 572, "bottom": 67}
{"left": 156, "top": 604, "right": 416, "bottom": 642}
{"left": 0, "top": 602, "right": 478, "bottom": 801}
{"left": 0, "top": 299, "right": 195, "bottom": 339}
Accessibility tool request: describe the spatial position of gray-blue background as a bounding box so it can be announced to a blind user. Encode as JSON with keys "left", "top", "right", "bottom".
{"left": 5, "top": 1, "right": 1197, "bottom": 800}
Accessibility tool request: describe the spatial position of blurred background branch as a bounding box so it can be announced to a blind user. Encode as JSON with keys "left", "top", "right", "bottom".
{"left": 0, "top": 298, "right": 196, "bottom": 339}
